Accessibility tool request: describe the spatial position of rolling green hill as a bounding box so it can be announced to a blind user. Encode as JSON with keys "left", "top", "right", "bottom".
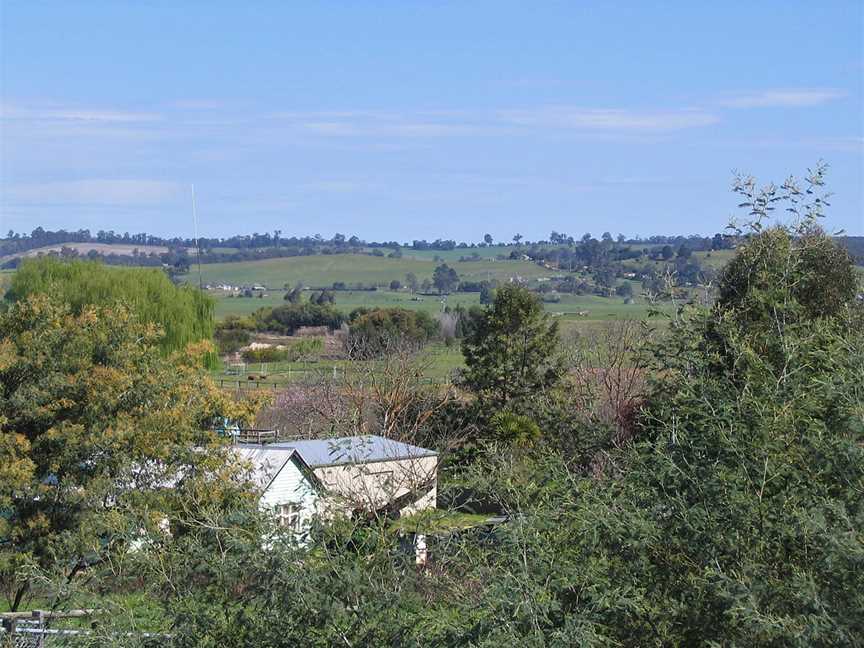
{"left": 395, "top": 245, "right": 512, "bottom": 261}
{"left": 180, "top": 253, "right": 556, "bottom": 289}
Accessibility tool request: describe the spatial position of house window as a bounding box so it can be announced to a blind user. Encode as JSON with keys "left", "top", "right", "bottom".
{"left": 371, "top": 470, "right": 394, "bottom": 485}
{"left": 276, "top": 503, "right": 302, "bottom": 532}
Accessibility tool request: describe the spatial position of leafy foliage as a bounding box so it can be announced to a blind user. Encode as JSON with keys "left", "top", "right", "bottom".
{"left": 348, "top": 308, "right": 439, "bottom": 357}
{"left": 461, "top": 284, "right": 564, "bottom": 410}
{"left": 5, "top": 257, "right": 215, "bottom": 362}
{"left": 0, "top": 296, "right": 260, "bottom": 612}
{"left": 254, "top": 302, "right": 345, "bottom": 335}
{"left": 241, "top": 346, "right": 289, "bottom": 363}
{"left": 719, "top": 227, "right": 858, "bottom": 323}
{"left": 214, "top": 316, "right": 255, "bottom": 354}
{"left": 488, "top": 410, "right": 542, "bottom": 448}
{"left": 433, "top": 263, "right": 459, "bottom": 294}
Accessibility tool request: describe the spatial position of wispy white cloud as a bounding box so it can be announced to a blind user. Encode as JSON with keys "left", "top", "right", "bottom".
{"left": 272, "top": 106, "right": 720, "bottom": 138}
{"left": 2, "top": 100, "right": 724, "bottom": 146}
{"left": 167, "top": 99, "right": 229, "bottom": 111}
{"left": 2, "top": 103, "right": 161, "bottom": 122}
{"left": 298, "top": 119, "right": 489, "bottom": 137}
{"left": 498, "top": 107, "right": 720, "bottom": 131}
{"left": 6, "top": 179, "right": 184, "bottom": 206}
{"left": 719, "top": 89, "right": 846, "bottom": 108}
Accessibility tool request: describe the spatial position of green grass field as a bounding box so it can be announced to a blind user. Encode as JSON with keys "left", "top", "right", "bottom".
{"left": 693, "top": 248, "right": 737, "bottom": 269}
{"left": 212, "top": 286, "right": 668, "bottom": 321}
{"left": 181, "top": 253, "right": 556, "bottom": 290}
{"left": 395, "top": 245, "right": 512, "bottom": 261}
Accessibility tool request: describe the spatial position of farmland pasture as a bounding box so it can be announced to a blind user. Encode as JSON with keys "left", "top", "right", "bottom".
{"left": 179, "top": 253, "right": 555, "bottom": 290}
{"left": 211, "top": 286, "right": 669, "bottom": 321}
{"left": 395, "top": 245, "right": 512, "bottom": 261}
{"left": 693, "top": 248, "right": 736, "bottom": 269}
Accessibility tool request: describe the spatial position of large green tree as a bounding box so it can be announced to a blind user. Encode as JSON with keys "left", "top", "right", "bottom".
{"left": 0, "top": 296, "right": 259, "bottom": 611}
{"left": 461, "top": 283, "right": 564, "bottom": 409}
{"left": 542, "top": 176, "right": 864, "bottom": 643}
{"left": 433, "top": 263, "right": 459, "bottom": 294}
{"left": 590, "top": 231, "right": 864, "bottom": 643}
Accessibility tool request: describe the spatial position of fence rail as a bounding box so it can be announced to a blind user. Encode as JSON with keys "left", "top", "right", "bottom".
{"left": 217, "top": 374, "right": 447, "bottom": 391}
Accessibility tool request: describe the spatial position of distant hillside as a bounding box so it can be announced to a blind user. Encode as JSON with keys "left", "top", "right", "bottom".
{"left": 838, "top": 236, "right": 864, "bottom": 264}
{"left": 3, "top": 230, "right": 861, "bottom": 274}
{"left": 0, "top": 242, "right": 170, "bottom": 265}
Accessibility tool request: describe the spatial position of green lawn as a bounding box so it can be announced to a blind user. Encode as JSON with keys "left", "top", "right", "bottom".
{"left": 212, "top": 299, "right": 674, "bottom": 388}
{"left": 215, "top": 342, "right": 464, "bottom": 386}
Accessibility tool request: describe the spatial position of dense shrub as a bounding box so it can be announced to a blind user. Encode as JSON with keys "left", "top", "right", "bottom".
{"left": 348, "top": 307, "right": 439, "bottom": 356}
{"left": 719, "top": 226, "right": 858, "bottom": 321}
{"left": 241, "top": 346, "right": 289, "bottom": 363}
{"left": 215, "top": 328, "right": 251, "bottom": 354}
{"left": 214, "top": 315, "right": 255, "bottom": 354}
{"left": 241, "top": 338, "right": 324, "bottom": 363}
{"left": 288, "top": 337, "right": 324, "bottom": 360}
{"left": 255, "top": 302, "right": 344, "bottom": 335}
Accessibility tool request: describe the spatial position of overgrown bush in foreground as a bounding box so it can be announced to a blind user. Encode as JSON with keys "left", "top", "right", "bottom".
{"left": 0, "top": 296, "right": 261, "bottom": 614}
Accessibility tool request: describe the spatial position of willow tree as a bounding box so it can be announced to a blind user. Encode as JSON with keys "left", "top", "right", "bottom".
{"left": 6, "top": 257, "right": 215, "bottom": 364}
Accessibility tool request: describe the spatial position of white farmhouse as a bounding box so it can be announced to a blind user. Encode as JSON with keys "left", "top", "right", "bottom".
{"left": 234, "top": 435, "right": 439, "bottom": 535}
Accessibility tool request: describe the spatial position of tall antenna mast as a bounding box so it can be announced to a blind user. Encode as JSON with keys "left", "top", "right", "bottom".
{"left": 191, "top": 184, "right": 203, "bottom": 290}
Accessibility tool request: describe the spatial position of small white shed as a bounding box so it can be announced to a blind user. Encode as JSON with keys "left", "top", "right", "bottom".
{"left": 233, "top": 435, "right": 438, "bottom": 534}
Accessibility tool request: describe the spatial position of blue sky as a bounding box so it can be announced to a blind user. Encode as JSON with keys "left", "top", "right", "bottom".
{"left": 1, "top": 1, "right": 862, "bottom": 242}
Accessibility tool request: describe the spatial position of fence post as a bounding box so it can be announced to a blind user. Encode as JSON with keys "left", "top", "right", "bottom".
{"left": 33, "top": 610, "right": 45, "bottom": 648}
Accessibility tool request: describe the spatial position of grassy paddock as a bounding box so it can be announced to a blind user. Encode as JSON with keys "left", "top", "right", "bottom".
{"left": 395, "top": 245, "right": 512, "bottom": 261}
{"left": 213, "top": 310, "right": 673, "bottom": 387}
{"left": 213, "top": 287, "right": 669, "bottom": 320}
{"left": 180, "top": 253, "right": 554, "bottom": 290}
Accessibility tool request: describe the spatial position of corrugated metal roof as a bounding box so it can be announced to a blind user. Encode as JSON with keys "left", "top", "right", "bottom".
{"left": 265, "top": 435, "right": 437, "bottom": 468}
{"left": 233, "top": 446, "right": 299, "bottom": 488}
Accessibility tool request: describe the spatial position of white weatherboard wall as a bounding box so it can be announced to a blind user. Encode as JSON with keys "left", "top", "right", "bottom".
{"left": 259, "top": 457, "right": 318, "bottom": 530}
{"left": 235, "top": 447, "right": 320, "bottom": 533}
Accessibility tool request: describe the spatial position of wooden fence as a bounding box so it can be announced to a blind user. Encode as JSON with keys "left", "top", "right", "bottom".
{"left": 218, "top": 373, "right": 447, "bottom": 392}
